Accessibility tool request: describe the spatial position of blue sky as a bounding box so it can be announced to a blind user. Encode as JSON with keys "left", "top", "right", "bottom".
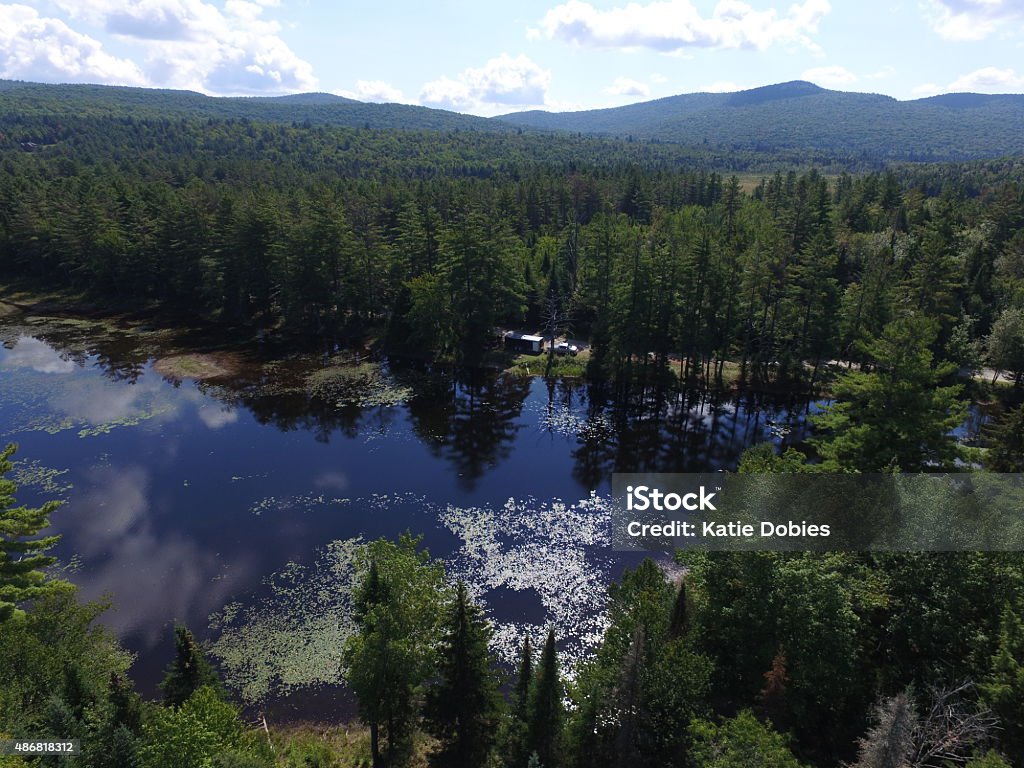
{"left": 2, "top": 0, "right": 1024, "bottom": 115}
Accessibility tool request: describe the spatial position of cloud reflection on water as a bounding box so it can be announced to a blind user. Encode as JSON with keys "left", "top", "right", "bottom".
{"left": 2, "top": 336, "right": 76, "bottom": 374}
{"left": 60, "top": 462, "right": 255, "bottom": 647}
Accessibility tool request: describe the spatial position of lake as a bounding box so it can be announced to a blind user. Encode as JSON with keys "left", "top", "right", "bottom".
{"left": 0, "top": 312, "right": 816, "bottom": 715}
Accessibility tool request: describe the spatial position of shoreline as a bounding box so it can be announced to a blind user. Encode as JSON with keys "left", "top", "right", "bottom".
{"left": 1, "top": 283, "right": 836, "bottom": 399}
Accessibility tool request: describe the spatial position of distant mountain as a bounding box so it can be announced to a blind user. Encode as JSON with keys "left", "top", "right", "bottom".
{"left": 0, "top": 80, "right": 506, "bottom": 133}
{"left": 496, "top": 81, "right": 1024, "bottom": 161}
{"left": 5, "top": 78, "right": 1024, "bottom": 164}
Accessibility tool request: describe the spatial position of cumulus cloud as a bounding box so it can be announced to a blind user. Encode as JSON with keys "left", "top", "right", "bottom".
{"left": 419, "top": 53, "right": 551, "bottom": 115}
{"left": 337, "top": 79, "right": 407, "bottom": 103}
{"left": 539, "top": 0, "right": 831, "bottom": 53}
{"left": 7, "top": 0, "right": 316, "bottom": 95}
{"left": 801, "top": 64, "right": 857, "bottom": 87}
{"left": 949, "top": 66, "right": 1024, "bottom": 91}
{"left": 912, "top": 82, "right": 942, "bottom": 97}
{"left": 0, "top": 3, "right": 147, "bottom": 84}
{"left": 3, "top": 336, "right": 76, "bottom": 374}
{"left": 604, "top": 76, "right": 650, "bottom": 97}
{"left": 912, "top": 66, "right": 1024, "bottom": 98}
{"left": 923, "top": 0, "right": 1024, "bottom": 41}
{"left": 197, "top": 404, "right": 239, "bottom": 429}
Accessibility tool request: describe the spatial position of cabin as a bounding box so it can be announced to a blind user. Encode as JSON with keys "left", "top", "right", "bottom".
{"left": 504, "top": 331, "right": 545, "bottom": 354}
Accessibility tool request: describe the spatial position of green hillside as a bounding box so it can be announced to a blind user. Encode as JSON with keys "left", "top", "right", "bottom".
{"left": 0, "top": 79, "right": 506, "bottom": 133}
{"left": 496, "top": 81, "right": 1024, "bottom": 161}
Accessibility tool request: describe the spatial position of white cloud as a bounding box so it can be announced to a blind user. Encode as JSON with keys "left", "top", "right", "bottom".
{"left": 26, "top": 0, "right": 317, "bottom": 95}
{"left": 912, "top": 66, "right": 1024, "bottom": 98}
{"left": 801, "top": 64, "right": 857, "bottom": 87}
{"left": 604, "top": 76, "right": 650, "bottom": 96}
{"left": 866, "top": 65, "right": 895, "bottom": 80}
{"left": 2, "top": 336, "right": 75, "bottom": 374}
{"left": 337, "top": 79, "right": 407, "bottom": 103}
{"left": 539, "top": 0, "right": 831, "bottom": 53}
{"left": 949, "top": 65, "right": 1024, "bottom": 91}
{"left": 912, "top": 82, "right": 942, "bottom": 97}
{"left": 650, "top": 72, "right": 668, "bottom": 83}
{"left": 197, "top": 404, "right": 238, "bottom": 429}
{"left": 0, "top": 4, "right": 147, "bottom": 85}
{"left": 419, "top": 53, "right": 552, "bottom": 115}
{"left": 923, "top": 0, "right": 1024, "bottom": 41}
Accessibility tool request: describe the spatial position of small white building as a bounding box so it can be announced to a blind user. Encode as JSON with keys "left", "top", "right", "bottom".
{"left": 504, "top": 332, "right": 545, "bottom": 353}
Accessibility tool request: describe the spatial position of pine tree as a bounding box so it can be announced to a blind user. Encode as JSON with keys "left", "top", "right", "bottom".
{"left": 980, "top": 606, "right": 1024, "bottom": 759}
{"left": 812, "top": 315, "right": 965, "bottom": 471}
{"left": 159, "top": 625, "right": 222, "bottom": 707}
{"left": 527, "top": 628, "right": 564, "bottom": 768}
{"left": 90, "top": 673, "right": 143, "bottom": 768}
{"left": 0, "top": 443, "right": 69, "bottom": 622}
{"left": 344, "top": 535, "right": 448, "bottom": 768}
{"left": 611, "top": 625, "right": 645, "bottom": 768}
{"left": 108, "top": 672, "right": 143, "bottom": 733}
{"left": 986, "top": 405, "right": 1024, "bottom": 472}
{"left": 987, "top": 307, "right": 1024, "bottom": 386}
{"left": 669, "top": 580, "right": 688, "bottom": 639}
{"left": 504, "top": 635, "right": 534, "bottom": 768}
{"left": 515, "top": 635, "right": 534, "bottom": 719}
{"left": 425, "top": 581, "right": 503, "bottom": 768}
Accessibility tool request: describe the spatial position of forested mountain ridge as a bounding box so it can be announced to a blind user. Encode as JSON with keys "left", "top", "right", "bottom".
{"left": 0, "top": 79, "right": 507, "bottom": 133}
{"left": 5, "top": 78, "right": 1024, "bottom": 164}
{"left": 496, "top": 81, "right": 1024, "bottom": 162}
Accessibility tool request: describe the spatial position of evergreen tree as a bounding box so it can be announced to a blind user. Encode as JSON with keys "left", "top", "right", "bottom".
{"left": 987, "top": 307, "right": 1024, "bottom": 386}
{"left": 160, "top": 625, "right": 222, "bottom": 707}
{"left": 980, "top": 606, "right": 1024, "bottom": 760}
{"left": 986, "top": 405, "right": 1024, "bottom": 472}
{"left": 89, "top": 673, "right": 144, "bottom": 768}
{"left": 425, "top": 581, "right": 503, "bottom": 768}
{"left": 812, "top": 314, "right": 966, "bottom": 471}
{"left": 503, "top": 635, "right": 534, "bottom": 768}
{"left": 344, "top": 535, "right": 448, "bottom": 768}
{"left": 668, "top": 579, "right": 688, "bottom": 639}
{"left": 0, "top": 443, "right": 69, "bottom": 622}
{"left": 527, "top": 629, "right": 564, "bottom": 768}
{"left": 108, "top": 671, "right": 143, "bottom": 733}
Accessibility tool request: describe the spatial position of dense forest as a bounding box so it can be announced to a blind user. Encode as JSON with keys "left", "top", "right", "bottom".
{"left": 2, "top": 109, "right": 1024, "bottom": 391}
{"left": 499, "top": 81, "right": 1024, "bottom": 162}
{"left": 2, "top": 85, "right": 1024, "bottom": 767}
{"left": 0, "top": 79, "right": 502, "bottom": 134}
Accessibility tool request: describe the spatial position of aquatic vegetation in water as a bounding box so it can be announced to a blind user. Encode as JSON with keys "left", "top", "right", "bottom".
{"left": 212, "top": 492, "right": 614, "bottom": 702}
{"left": 531, "top": 402, "right": 614, "bottom": 441}
{"left": 153, "top": 353, "right": 240, "bottom": 381}
{"left": 209, "top": 538, "right": 364, "bottom": 703}
{"left": 248, "top": 493, "right": 350, "bottom": 516}
{"left": 307, "top": 362, "right": 412, "bottom": 409}
{"left": 441, "top": 493, "right": 614, "bottom": 671}
{"left": 75, "top": 404, "right": 175, "bottom": 437}
{"left": 246, "top": 490, "right": 426, "bottom": 517}
{"left": 10, "top": 459, "right": 73, "bottom": 497}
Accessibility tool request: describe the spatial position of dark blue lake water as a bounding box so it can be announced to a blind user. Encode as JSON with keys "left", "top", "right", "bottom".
{"left": 0, "top": 314, "right": 817, "bottom": 713}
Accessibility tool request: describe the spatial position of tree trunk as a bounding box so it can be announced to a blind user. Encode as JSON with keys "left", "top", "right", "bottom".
{"left": 371, "top": 721, "right": 381, "bottom": 768}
